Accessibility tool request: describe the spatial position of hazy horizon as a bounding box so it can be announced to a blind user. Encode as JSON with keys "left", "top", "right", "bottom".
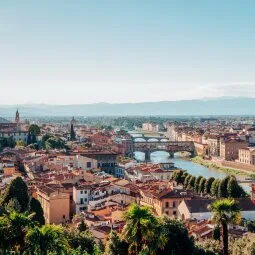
{"left": 1, "top": 1, "right": 255, "bottom": 104}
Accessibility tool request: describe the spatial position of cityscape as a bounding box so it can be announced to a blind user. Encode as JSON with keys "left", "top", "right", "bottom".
{"left": 1, "top": 1, "right": 255, "bottom": 255}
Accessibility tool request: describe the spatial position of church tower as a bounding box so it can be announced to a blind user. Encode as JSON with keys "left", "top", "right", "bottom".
{"left": 15, "top": 109, "right": 20, "bottom": 123}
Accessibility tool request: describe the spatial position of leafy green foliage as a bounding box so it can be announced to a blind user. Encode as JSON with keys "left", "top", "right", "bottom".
{"left": 29, "top": 124, "right": 41, "bottom": 136}
{"left": 159, "top": 217, "right": 195, "bottom": 255}
{"left": 104, "top": 230, "right": 128, "bottom": 255}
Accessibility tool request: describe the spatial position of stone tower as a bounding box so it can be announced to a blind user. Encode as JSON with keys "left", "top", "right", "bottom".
{"left": 15, "top": 109, "right": 20, "bottom": 123}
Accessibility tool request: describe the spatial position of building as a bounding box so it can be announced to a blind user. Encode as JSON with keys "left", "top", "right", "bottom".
{"left": 142, "top": 122, "right": 160, "bottom": 132}
{"left": 178, "top": 198, "right": 255, "bottom": 221}
{"left": 207, "top": 135, "right": 220, "bottom": 157}
{"left": 220, "top": 139, "right": 248, "bottom": 161}
{"left": 37, "top": 185, "right": 70, "bottom": 224}
{"left": 139, "top": 182, "right": 193, "bottom": 218}
{"left": 238, "top": 147, "right": 255, "bottom": 165}
{"left": 73, "top": 183, "right": 91, "bottom": 213}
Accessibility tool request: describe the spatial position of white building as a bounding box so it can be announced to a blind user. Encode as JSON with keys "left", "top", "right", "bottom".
{"left": 73, "top": 183, "right": 91, "bottom": 213}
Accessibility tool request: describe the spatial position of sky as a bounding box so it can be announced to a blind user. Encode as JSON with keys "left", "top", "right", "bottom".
{"left": 1, "top": 0, "right": 255, "bottom": 105}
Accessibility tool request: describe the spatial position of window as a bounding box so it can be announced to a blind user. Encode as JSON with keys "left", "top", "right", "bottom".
{"left": 165, "top": 211, "right": 169, "bottom": 215}
{"left": 84, "top": 190, "right": 87, "bottom": 194}
{"left": 173, "top": 201, "right": 176, "bottom": 208}
{"left": 84, "top": 198, "right": 87, "bottom": 202}
{"left": 80, "top": 198, "right": 84, "bottom": 204}
{"left": 165, "top": 202, "right": 169, "bottom": 208}
{"left": 173, "top": 211, "right": 177, "bottom": 216}
{"left": 80, "top": 191, "right": 83, "bottom": 194}
{"left": 87, "top": 162, "right": 91, "bottom": 168}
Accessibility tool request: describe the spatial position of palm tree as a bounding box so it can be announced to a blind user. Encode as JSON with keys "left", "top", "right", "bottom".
{"left": 209, "top": 198, "right": 241, "bottom": 255}
{"left": 25, "top": 224, "right": 68, "bottom": 255}
{"left": 121, "top": 203, "right": 165, "bottom": 255}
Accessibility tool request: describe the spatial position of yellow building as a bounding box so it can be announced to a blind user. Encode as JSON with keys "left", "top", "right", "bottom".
{"left": 37, "top": 185, "right": 70, "bottom": 224}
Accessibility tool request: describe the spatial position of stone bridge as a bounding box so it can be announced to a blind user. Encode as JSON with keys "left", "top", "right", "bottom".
{"left": 133, "top": 140, "right": 195, "bottom": 160}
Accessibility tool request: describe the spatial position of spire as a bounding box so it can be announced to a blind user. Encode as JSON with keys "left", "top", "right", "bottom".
{"left": 15, "top": 109, "right": 20, "bottom": 123}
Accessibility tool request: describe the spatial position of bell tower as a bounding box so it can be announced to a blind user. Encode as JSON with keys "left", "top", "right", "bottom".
{"left": 15, "top": 109, "right": 20, "bottom": 123}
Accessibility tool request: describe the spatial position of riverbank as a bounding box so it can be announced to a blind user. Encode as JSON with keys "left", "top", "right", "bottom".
{"left": 191, "top": 156, "right": 251, "bottom": 177}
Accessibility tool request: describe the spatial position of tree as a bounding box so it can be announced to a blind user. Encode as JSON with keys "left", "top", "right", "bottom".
{"left": 187, "top": 176, "right": 196, "bottom": 190}
{"left": 44, "top": 137, "right": 65, "bottom": 150}
{"left": 231, "top": 232, "right": 255, "bottom": 255}
{"left": 78, "top": 219, "right": 87, "bottom": 232}
{"left": 198, "top": 177, "right": 206, "bottom": 194}
{"left": 122, "top": 203, "right": 162, "bottom": 255}
{"left": 16, "top": 139, "right": 25, "bottom": 147}
{"left": 6, "top": 198, "right": 21, "bottom": 213}
{"left": 212, "top": 225, "right": 221, "bottom": 241}
{"left": 7, "top": 136, "right": 16, "bottom": 148}
{"left": 3, "top": 177, "right": 30, "bottom": 212}
{"left": 98, "top": 239, "right": 105, "bottom": 253}
{"left": 218, "top": 177, "right": 229, "bottom": 198}
{"left": 65, "top": 228, "right": 96, "bottom": 254}
{"left": 171, "top": 170, "right": 185, "bottom": 184}
{"left": 29, "top": 197, "right": 45, "bottom": 225}
{"left": 210, "top": 179, "right": 220, "bottom": 197}
{"left": 29, "top": 124, "right": 41, "bottom": 136}
{"left": 194, "top": 176, "right": 203, "bottom": 193}
{"left": 104, "top": 230, "right": 128, "bottom": 255}
{"left": 209, "top": 198, "right": 241, "bottom": 255}
{"left": 204, "top": 177, "right": 215, "bottom": 194}
{"left": 227, "top": 176, "right": 246, "bottom": 198}
{"left": 160, "top": 217, "right": 195, "bottom": 255}
{"left": 196, "top": 239, "right": 222, "bottom": 255}
{"left": 25, "top": 224, "right": 68, "bottom": 255}
{"left": 183, "top": 174, "right": 192, "bottom": 188}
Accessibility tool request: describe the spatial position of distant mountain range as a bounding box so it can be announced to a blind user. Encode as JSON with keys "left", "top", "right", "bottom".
{"left": 1, "top": 97, "right": 255, "bottom": 117}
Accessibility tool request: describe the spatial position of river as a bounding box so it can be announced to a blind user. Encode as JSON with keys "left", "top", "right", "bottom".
{"left": 134, "top": 151, "right": 250, "bottom": 193}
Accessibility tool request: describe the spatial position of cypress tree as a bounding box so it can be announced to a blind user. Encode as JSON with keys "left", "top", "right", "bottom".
{"left": 3, "top": 177, "right": 30, "bottom": 212}
{"left": 29, "top": 197, "right": 45, "bottom": 225}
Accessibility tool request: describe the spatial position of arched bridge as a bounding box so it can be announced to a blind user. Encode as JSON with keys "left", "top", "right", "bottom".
{"left": 133, "top": 141, "right": 195, "bottom": 160}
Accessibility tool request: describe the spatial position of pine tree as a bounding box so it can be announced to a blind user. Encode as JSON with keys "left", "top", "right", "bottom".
{"left": 29, "top": 197, "right": 45, "bottom": 225}
{"left": 3, "top": 177, "right": 30, "bottom": 212}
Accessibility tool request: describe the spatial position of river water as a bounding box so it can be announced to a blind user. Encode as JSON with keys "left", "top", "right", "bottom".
{"left": 134, "top": 151, "right": 250, "bottom": 193}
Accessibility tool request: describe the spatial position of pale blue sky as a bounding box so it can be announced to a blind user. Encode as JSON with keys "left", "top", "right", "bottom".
{"left": 1, "top": 1, "right": 255, "bottom": 104}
